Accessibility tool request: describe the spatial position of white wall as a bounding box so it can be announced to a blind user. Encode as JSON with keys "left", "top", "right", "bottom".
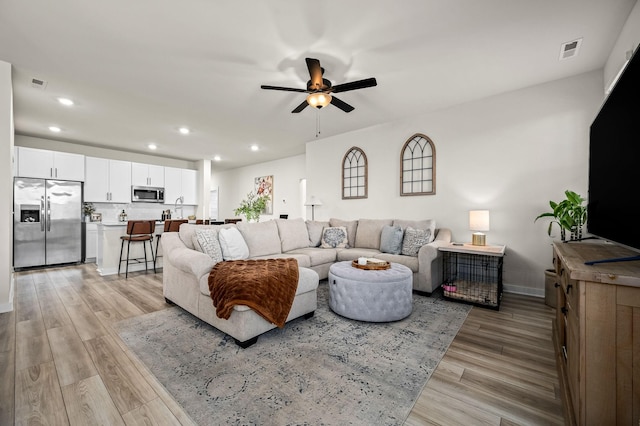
{"left": 0, "top": 61, "right": 14, "bottom": 313}
{"left": 212, "top": 154, "right": 306, "bottom": 221}
{"left": 306, "top": 70, "right": 604, "bottom": 296}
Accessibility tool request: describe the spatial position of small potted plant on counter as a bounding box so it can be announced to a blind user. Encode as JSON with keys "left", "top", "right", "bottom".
{"left": 234, "top": 191, "right": 270, "bottom": 222}
{"left": 83, "top": 202, "right": 95, "bottom": 222}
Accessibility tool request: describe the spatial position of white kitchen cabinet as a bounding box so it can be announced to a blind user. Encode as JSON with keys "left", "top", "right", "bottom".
{"left": 17, "top": 146, "right": 85, "bottom": 181}
{"left": 131, "top": 162, "right": 164, "bottom": 187}
{"left": 164, "top": 167, "right": 198, "bottom": 205}
{"left": 84, "top": 157, "right": 132, "bottom": 203}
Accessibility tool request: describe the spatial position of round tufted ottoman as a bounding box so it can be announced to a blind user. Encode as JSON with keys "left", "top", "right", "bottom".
{"left": 328, "top": 261, "right": 413, "bottom": 322}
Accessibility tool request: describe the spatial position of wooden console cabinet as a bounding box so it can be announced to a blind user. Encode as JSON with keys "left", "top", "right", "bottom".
{"left": 553, "top": 241, "right": 640, "bottom": 425}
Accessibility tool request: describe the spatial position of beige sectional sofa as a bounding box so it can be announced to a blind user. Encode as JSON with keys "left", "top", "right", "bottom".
{"left": 161, "top": 218, "right": 451, "bottom": 347}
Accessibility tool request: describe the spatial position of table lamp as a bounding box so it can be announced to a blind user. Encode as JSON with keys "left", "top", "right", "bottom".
{"left": 469, "top": 210, "right": 490, "bottom": 246}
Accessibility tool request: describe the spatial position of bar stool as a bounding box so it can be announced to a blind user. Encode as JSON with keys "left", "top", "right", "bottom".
{"left": 118, "top": 220, "right": 156, "bottom": 279}
{"left": 154, "top": 219, "right": 187, "bottom": 268}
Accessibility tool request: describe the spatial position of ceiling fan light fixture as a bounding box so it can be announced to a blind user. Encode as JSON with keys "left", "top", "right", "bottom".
{"left": 307, "top": 93, "right": 332, "bottom": 109}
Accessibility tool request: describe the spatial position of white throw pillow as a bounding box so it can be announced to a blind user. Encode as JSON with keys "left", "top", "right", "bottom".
{"left": 218, "top": 227, "right": 249, "bottom": 260}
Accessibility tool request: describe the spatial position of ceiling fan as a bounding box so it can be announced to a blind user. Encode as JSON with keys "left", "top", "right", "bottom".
{"left": 261, "top": 58, "right": 377, "bottom": 113}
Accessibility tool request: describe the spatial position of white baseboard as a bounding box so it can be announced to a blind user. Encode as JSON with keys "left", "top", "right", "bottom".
{"left": 503, "top": 283, "right": 544, "bottom": 298}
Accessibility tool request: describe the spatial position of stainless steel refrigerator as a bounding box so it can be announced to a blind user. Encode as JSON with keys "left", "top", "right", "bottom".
{"left": 13, "top": 177, "right": 83, "bottom": 268}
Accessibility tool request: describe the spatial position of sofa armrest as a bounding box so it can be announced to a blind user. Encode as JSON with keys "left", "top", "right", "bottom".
{"left": 162, "top": 232, "right": 215, "bottom": 280}
{"left": 415, "top": 228, "right": 452, "bottom": 293}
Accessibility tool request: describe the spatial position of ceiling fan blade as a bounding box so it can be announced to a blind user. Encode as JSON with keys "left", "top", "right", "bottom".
{"left": 261, "top": 85, "right": 308, "bottom": 93}
{"left": 330, "top": 96, "right": 355, "bottom": 113}
{"left": 331, "top": 77, "right": 377, "bottom": 93}
{"left": 306, "top": 58, "right": 323, "bottom": 89}
{"left": 291, "top": 100, "right": 309, "bottom": 113}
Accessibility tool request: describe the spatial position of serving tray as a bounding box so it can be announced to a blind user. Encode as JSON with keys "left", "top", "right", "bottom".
{"left": 351, "top": 260, "right": 391, "bottom": 270}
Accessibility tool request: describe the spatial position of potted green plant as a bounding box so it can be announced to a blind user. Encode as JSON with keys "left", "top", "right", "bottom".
{"left": 535, "top": 190, "right": 587, "bottom": 309}
{"left": 234, "top": 191, "right": 270, "bottom": 222}
{"left": 83, "top": 202, "right": 95, "bottom": 221}
{"left": 535, "top": 190, "right": 587, "bottom": 242}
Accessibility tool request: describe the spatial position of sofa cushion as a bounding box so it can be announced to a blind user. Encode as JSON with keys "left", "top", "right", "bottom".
{"left": 401, "top": 227, "right": 431, "bottom": 257}
{"left": 250, "top": 253, "right": 311, "bottom": 268}
{"left": 329, "top": 218, "right": 358, "bottom": 247}
{"left": 218, "top": 227, "right": 250, "bottom": 260}
{"left": 354, "top": 219, "right": 393, "bottom": 249}
{"left": 380, "top": 225, "right": 404, "bottom": 255}
{"left": 276, "top": 218, "right": 310, "bottom": 252}
{"left": 236, "top": 221, "right": 282, "bottom": 257}
{"left": 336, "top": 247, "right": 381, "bottom": 262}
{"left": 193, "top": 228, "right": 223, "bottom": 263}
{"left": 373, "top": 253, "right": 419, "bottom": 272}
{"left": 393, "top": 219, "right": 436, "bottom": 243}
{"left": 287, "top": 247, "right": 337, "bottom": 266}
{"left": 321, "top": 226, "right": 349, "bottom": 248}
{"left": 306, "top": 220, "right": 329, "bottom": 247}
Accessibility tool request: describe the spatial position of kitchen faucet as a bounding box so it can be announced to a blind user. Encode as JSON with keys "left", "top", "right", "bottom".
{"left": 174, "top": 196, "right": 184, "bottom": 219}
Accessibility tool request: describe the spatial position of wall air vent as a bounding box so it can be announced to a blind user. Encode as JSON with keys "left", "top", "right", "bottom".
{"left": 30, "top": 78, "right": 48, "bottom": 89}
{"left": 559, "top": 38, "right": 583, "bottom": 60}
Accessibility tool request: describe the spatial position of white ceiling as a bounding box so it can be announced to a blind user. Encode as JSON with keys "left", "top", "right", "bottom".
{"left": 0, "top": 0, "right": 636, "bottom": 170}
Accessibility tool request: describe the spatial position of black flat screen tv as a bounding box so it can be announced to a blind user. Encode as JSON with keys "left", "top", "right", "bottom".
{"left": 587, "top": 44, "right": 640, "bottom": 255}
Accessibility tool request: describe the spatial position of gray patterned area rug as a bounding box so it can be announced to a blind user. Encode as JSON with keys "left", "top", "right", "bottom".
{"left": 114, "top": 284, "right": 470, "bottom": 425}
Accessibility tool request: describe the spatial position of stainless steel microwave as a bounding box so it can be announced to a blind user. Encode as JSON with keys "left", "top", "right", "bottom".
{"left": 131, "top": 186, "right": 165, "bottom": 203}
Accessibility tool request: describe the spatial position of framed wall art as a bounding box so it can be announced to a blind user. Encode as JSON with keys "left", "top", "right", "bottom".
{"left": 255, "top": 175, "right": 274, "bottom": 215}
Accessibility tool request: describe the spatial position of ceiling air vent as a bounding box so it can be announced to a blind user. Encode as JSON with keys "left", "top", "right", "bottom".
{"left": 30, "top": 78, "right": 48, "bottom": 89}
{"left": 559, "top": 38, "right": 583, "bottom": 60}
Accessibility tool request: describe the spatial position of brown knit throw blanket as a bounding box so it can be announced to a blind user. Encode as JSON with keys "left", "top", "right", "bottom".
{"left": 208, "top": 258, "right": 299, "bottom": 328}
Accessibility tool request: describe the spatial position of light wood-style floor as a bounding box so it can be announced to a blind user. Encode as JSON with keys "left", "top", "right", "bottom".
{"left": 0, "top": 264, "right": 563, "bottom": 425}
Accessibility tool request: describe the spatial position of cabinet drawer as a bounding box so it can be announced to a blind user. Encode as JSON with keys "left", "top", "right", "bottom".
{"left": 558, "top": 263, "right": 579, "bottom": 316}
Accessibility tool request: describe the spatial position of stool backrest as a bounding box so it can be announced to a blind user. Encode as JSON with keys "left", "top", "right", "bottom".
{"left": 164, "top": 219, "right": 188, "bottom": 232}
{"left": 126, "top": 220, "right": 155, "bottom": 235}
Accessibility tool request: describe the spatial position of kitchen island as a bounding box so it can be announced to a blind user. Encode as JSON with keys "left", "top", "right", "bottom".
{"left": 96, "top": 221, "right": 165, "bottom": 276}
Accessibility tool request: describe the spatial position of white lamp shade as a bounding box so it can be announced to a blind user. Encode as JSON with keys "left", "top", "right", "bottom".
{"left": 305, "top": 196, "right": 323, "bottom": 206}
{"left": 469, "top": 210, "right": 490, "bottom": 231}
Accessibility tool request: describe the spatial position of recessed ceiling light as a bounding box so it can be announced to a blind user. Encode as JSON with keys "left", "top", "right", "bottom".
{"left": 179, "top": 127, "right": 190, "bottom": 135}
{"left": 49, "top": 126, "right": 61, "bottom": 132}
{"left": 148, "top": 143, "right": 157, "bottom": 150}
{"left": 213, "top": 155, "right": 221, "bottom": 161}
{"left": 250, "top": 144, "right": 259, "bottom": 151}
{"left": 57, "top": 97, "right": 74, "bottom": 106}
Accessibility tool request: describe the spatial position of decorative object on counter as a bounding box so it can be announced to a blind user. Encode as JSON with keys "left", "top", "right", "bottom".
{"left": 161, "top": 209, "right": 172, "bottom": 221}
{"left": 119, "top": 209, "right": 128, "bottom": 222}
{"left": 234, "top": 191, "right": 270, "bottom": 222}
{"left": 469, "top": 210, "right": 490, "bottom": 246}
{"left": 83, "top": 202, "right": 95, "bottom": 221}
{"left": 90, "top": 212, "right": 102, "bottom": 222}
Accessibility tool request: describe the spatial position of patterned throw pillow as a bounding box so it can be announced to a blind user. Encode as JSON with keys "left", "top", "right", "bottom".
{"left": 194, "top": 228, "right": 223, "bottom": 263}
{"left": 320, "top": 226, "right": 349, "bottom": 248}
{"left": 401, "top": 226, "right": 432, "bottom": 257}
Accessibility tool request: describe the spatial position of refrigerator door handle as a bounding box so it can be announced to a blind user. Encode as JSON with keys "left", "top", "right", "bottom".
{"left": 47, "top": 196, "right": 51, "bottom": 232}
{"left": 41, "top": 196, "right": 45, "bottom": 232}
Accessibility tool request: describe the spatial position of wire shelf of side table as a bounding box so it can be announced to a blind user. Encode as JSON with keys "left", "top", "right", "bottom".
{"left": 439, "top": 243, "right": 506, "bottom": 310}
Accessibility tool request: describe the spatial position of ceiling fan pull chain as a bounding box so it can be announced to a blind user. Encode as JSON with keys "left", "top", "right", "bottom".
{"left": 316, "top": 109, "right": 321, "bottom": 138}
